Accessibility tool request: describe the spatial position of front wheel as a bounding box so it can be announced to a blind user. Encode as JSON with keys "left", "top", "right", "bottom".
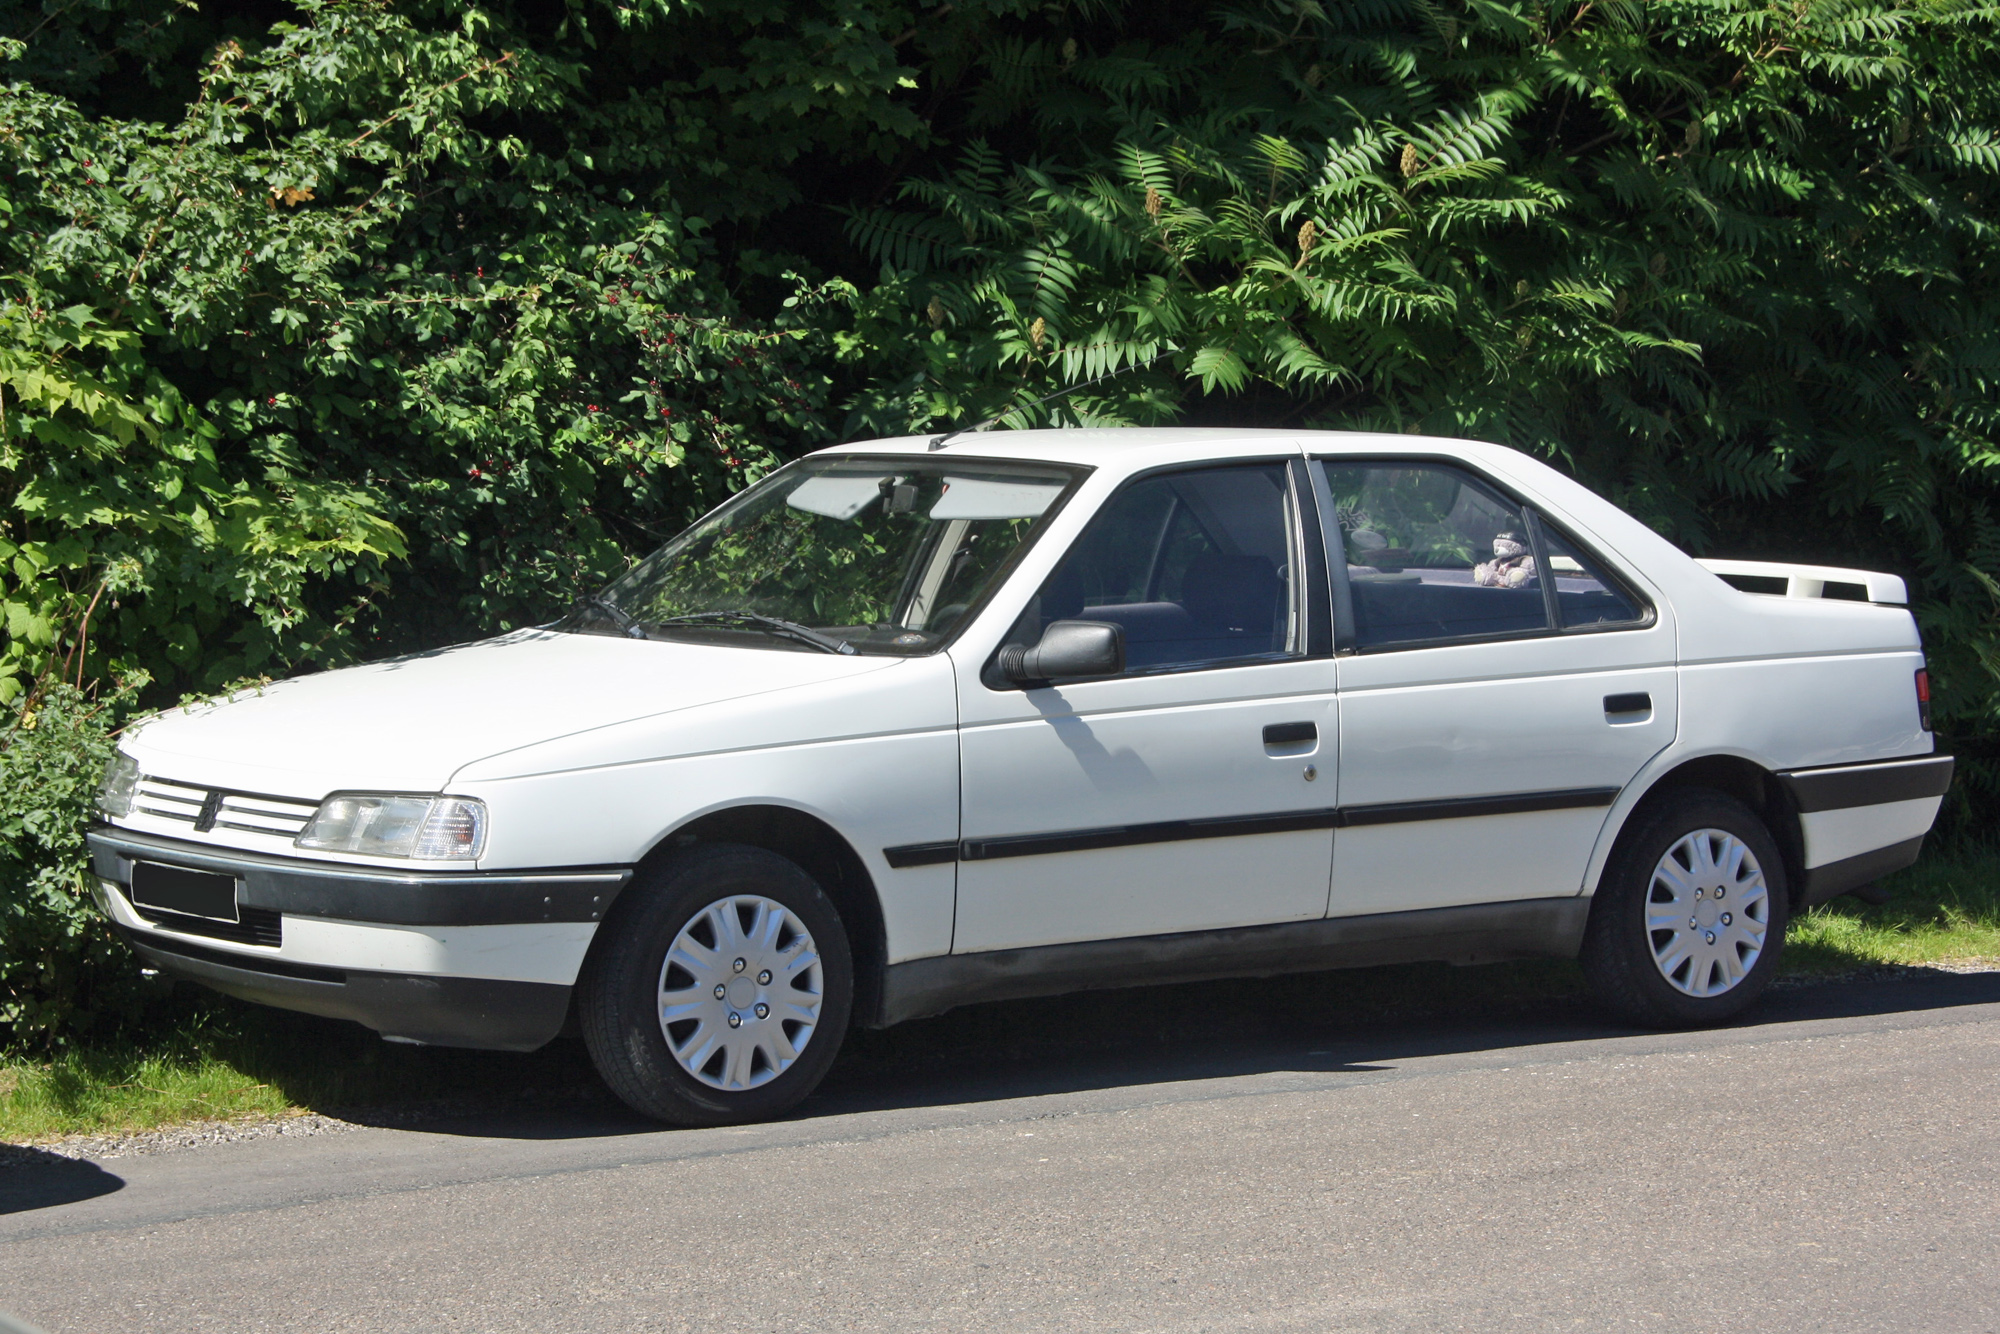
{"left": 1581, "top": 789, "right": 1790, "bottom": 1029}
{"left": 579, "top": 843, "right": 853, "bottom": 1125}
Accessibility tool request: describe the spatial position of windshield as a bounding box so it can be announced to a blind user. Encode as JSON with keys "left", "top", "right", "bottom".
{"left": 566, "top": 456, "right": 1086, "bottom": 655}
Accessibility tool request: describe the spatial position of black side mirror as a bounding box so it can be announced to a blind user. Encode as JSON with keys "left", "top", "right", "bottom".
{"left": 998, "top": 619, "right": 1125, "bottom": 685}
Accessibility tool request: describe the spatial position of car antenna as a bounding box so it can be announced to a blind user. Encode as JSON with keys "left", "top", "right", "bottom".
{"left": 927, "top": 352, "right": 1172, "bottom": 451}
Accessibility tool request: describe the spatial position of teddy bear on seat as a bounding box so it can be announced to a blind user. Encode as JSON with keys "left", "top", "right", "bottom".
{"left": 1474, "top": 531, "right": 1537, "bottom": 588}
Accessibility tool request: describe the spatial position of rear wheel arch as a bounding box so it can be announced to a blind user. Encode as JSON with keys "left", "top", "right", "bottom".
{"left": 1611, "top": 755, "right": 1805, "bottom": 906}
{"left": 613, "top": 804, "right": 888, "bottom": 1028}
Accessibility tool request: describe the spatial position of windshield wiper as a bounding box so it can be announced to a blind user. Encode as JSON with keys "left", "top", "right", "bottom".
{"left": 657, "top": 610, "right": 857, "bottom": 656}
{"left": 573, "top": 594, "right": 652, "bottom": 640}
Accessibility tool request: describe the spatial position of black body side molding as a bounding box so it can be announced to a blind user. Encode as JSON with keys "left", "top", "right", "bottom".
{"left": 883, "top": 786, "right": 1620, "bottom": 867}
{"left": 882, "top": 841, "right": 960, "bottom": 869}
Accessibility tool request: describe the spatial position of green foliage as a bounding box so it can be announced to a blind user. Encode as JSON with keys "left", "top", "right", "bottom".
{"left": 1, "top": 0, "right": 1997, "bottom": 1050}
{"left": 835, "top": 0, "right": 2000, "bottom": 812}
{"left": 0, "top": 296, "right": 404, "bottom": 698}
{"left": 0, "top": 678, "right": 165, "bottom": 1049}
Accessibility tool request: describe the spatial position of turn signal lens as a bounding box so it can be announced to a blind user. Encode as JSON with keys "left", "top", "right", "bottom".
{"left": 298, "top": 794, "right": 487, "bottom": 860}
{"left": 415, "top": 798, "right": 486, "bottom": 860}
{"left": 1915, "top": 669, "right": 1932, "bottom": 732}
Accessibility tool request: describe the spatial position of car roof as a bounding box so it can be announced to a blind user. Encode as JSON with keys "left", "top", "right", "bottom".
{"left": 808, "top": 427, "right": 1502, "bottom": 471}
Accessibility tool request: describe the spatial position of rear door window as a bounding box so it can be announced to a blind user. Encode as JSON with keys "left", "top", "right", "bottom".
{"left": 1321, "top": 462, "right": 1551, "bottom": 648}
{"left": 1536, "top": 522, "right": 1647, "bottom": 629}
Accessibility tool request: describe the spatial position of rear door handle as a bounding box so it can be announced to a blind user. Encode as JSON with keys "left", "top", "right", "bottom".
{"left": 1604, "top": 692, "right": 1652, "bottom": 718}
{"left": 1263, "top": 721, "right": 1317, "bottom": 746}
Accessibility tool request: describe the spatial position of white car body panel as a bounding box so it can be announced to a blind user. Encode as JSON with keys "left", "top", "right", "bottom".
{"left": 126, "top": 630, "right": 901, "bottom": 814}
{"left": 90, "top": 426, "right": 1946, "bottom": 1047}
{"left": 457, "top": 652, "right": 961, "bottom": 964}
{"left": 1800, "top": 796, "right": 1942, "bottom": 870}
{"left": 951, "top": 656, "right": 1338, "bottom": 951}
{"left": 1331, "top": 630, "right": 1680, "bottom": 915}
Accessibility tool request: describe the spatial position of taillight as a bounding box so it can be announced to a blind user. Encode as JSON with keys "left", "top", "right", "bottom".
{"left": 1915, "top": 668, "right": 1932, "bottom": 732}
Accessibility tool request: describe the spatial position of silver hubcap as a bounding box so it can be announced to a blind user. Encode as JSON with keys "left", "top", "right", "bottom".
{"left": 1645, "top": 828, "right": 1770, "bottom": 998}
{"left": 658, "top": 895, "right": 823, "bottom": 1091}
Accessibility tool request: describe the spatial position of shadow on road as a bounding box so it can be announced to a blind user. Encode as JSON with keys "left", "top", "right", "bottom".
{"left": 339, "top": 962, "right": 2000, "bottom": 1142}
{"left": 808, "top": 963, "right": 2000, "bottom": 1117}
{"left": 0, "top": 1149, "right": 125, "bottom": 1216}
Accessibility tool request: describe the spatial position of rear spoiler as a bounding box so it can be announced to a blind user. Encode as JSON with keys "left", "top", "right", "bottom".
{"left": 1696, "top": 559, "right": 1907, "bottom": 606}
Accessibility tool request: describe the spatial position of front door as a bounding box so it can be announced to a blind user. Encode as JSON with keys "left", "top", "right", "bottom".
{"left": 951, "top": 461, "right": 1338, "bottom": 953}
{"left": 1317, "top": 458, "right": 1678, "bottom": 916}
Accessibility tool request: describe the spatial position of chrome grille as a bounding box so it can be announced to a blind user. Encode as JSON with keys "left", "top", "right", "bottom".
{"left": 132, "top": 777, "right": 205, "bottom": 823}
{"left": 214, "top": 793, "right": 319, "bottom": 838}
{"left": 132, "top": 777, "right": 319, "bottom": 840}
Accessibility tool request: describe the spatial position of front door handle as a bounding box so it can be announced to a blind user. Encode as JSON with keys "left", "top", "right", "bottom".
{"left": 1263, "top": 721, "right": 1317, "bottom": 746}
{"left": 1604, "top": 692, "right": 1652, "bottom": 718}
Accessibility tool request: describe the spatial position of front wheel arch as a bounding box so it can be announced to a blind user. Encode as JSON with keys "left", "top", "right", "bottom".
{"left": 608, "top": 804, "right": 888, "bottom": 1029}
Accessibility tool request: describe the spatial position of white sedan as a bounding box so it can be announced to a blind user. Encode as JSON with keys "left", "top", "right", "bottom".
{"left": 90, "top": 429, "right": 1952, "bottom": 1124}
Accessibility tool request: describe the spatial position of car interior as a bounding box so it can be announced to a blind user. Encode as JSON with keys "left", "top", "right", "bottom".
{"left": 1017, "top": 463, "right": 1295, "bottom": 670}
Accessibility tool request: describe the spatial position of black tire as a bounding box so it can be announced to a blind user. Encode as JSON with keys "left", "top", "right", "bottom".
{"left": 1581, "top": 788, "right": 1790, "bottom": 1029}
{"left": 579, "top": 843, "right": 853, "bottom": 1125}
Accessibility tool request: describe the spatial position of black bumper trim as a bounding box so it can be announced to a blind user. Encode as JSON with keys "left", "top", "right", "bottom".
{"left": 1778, "top": 755, "right": 1954, "bottom": 814}
{"left": 89, "top": 827, "right": 631, "bottom": 926}
{"left": 117, "top": 923, "right": 345, "bottom": 982}
{"left": 1797, "top": 835, "right": 1928, "bottom": 909}
{"left": 117, "top": 924, "right": 570, "bottom": 1051}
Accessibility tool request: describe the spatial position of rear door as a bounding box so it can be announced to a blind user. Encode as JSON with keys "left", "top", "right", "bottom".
{"left": 1317, "top": 458, "right": 1678, "bottom": 916}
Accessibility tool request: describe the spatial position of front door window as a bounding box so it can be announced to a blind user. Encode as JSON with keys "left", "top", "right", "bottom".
{"left": 1003, "top": 462, "right": 1298, "bottom": 672}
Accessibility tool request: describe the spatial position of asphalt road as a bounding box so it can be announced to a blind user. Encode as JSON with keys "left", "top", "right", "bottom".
{"left": 4, "top": 969, "right": 1999, "bottom": 1333}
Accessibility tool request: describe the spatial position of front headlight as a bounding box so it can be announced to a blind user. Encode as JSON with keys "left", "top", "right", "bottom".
{"left": 296, "top": 794, "right": 487, "bottom": 860}
{"left": 97, "top": 751, "right": 141, "bottom": 817}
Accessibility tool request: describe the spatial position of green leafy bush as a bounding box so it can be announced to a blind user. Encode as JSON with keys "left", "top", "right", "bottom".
{"left": 834, "top": 0, "right": 2000, "bottom": 818}
{"left": 0, "top": 678, "right": 167, "bottom": 1049}
{"left": 1, "top": 0, "right": 1996, "bottom": 1051}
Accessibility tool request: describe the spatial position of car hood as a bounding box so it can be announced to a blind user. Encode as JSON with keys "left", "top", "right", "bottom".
{"left": 124, "top": 629, "right": 900, "bottom": 797}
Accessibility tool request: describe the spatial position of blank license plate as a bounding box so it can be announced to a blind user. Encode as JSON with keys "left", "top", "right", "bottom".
{"left": 129, "top": 862, "right": 240, "bottom": 923}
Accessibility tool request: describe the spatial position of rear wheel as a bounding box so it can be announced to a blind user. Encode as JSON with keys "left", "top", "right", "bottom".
{"left": 1582, "top": 789, "right": 1789, "bottom": 1029}
{"left": 579, "top": 843, "right": 852, "bottom": 1125}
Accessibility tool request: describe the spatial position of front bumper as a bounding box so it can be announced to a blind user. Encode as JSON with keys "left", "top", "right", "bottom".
{"left": 88, "top": 826, "right": 633, "bottom": 1051}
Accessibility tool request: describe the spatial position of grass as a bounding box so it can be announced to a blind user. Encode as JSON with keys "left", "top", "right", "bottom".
{"left": 6, "top": 845, "right": 1997, "bottom": 1145}
{"left": 0, "top": 1008, "right": 602, "bottom": 1144}
{"left": 1785, "top": 849, "right": 2000, "bottom": 970}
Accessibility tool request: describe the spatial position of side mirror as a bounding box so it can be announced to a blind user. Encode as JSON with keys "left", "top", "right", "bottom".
{"left": 998, "top": 619, "right": 1125, "bottom": 685}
